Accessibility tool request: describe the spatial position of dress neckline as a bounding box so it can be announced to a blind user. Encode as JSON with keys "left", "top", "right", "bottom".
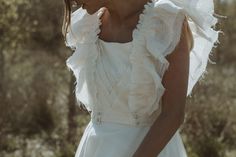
{"left": 98, "top": 38, "right": 132, "bottom": 45}
{"left": 98, "top": 38, "right": 133, "bottom": 50}
{"left": 97, "top": 0, "right": 154, "bottom": 45}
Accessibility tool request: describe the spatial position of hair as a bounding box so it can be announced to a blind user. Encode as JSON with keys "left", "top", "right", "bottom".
{"left": 62, "top": 0, "right": 73, "bottom": 38}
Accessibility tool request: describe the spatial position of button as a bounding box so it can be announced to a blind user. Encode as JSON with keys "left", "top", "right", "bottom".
{"left": 96, "top": 117, "right": 101, "bottom": 124}
{"left": 133, "top": 113, "right": 138, "bottom": 119}
{"left": 96, "top": 112, "right": 102, "bottom": 124}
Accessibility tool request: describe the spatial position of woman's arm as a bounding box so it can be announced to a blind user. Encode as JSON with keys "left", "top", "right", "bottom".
{"left": 132, "top": 18, "right": 192, "bottom": 157}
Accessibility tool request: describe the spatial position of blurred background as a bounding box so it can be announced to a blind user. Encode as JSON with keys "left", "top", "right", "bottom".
{"left": 0, "top": 0, "right": 235, "bottom": 157}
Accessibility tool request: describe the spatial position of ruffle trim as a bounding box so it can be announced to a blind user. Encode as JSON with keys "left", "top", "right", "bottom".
{"left": 144, "top": 0, "right": 220, "bottom": 97}
{"left": 128, "top": 0, "right": 165, "bottom": 117}
{"left": 65, "top": 7, "right": 104, "bottom": 47}
{"left": 65, "top": 8, "right": 105, "bottom": 112}
{"left": 128, "top": 0, "right": 221, "bottom": 116}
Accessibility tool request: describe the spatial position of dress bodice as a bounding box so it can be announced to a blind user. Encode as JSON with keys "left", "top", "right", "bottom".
{"left": 90, "top": 38, "right": 163, "bottom": 126}
{"left": 65, "top": 0, "right": 220, "bottom": 126}
{"left": 94, "top": 38, "right": 132, "bottom": 113}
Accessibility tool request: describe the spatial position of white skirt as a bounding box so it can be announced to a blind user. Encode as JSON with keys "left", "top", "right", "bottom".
{"left": 75, "top": 120, "right": 188, "bottom": 157}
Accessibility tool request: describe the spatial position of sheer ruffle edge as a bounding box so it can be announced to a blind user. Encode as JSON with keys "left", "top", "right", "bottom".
{"left": 65, "top": 8, "right": 105, "bottom": 112}
{"left": 128, "top": 0, "right": 221, "bottom": 116}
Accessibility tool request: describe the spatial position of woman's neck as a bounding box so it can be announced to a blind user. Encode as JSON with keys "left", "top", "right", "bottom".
{"left": 104, "top": 0, "right": 152, "bottom": 26}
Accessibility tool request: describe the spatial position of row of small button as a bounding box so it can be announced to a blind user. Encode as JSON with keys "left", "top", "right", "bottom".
{"left": 95, "top": 112, "right": 102, "bottom": 124}
{"left": 133, "top": 112, "right": 140, "bottom": 125}
{"left": 92, "top": 111, "right": 152, "bottom": 126}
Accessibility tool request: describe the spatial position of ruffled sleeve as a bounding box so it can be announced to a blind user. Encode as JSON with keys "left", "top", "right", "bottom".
{"left": 65, "top": 7, "right": 104, "bottom": 112}
{"left": 145, "top": 0, "right": 220, "bottom": 96}
{"left": 127, "top": 0, "right": 220, "bottom": 117}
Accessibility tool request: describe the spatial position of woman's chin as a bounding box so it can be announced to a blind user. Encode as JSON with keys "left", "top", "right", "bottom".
{"left": 86, "top": 10, "right": 93, "bottom": 14}
{"left": 83, "top": 7, "right": 98, "bottom": 15}
{"left": 85, "top": 10, "right": 95, "bottom": 15}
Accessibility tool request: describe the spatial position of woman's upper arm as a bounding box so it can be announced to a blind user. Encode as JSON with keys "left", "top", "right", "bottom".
{"left": 161, "top": 17, "right": 191, "bottom": 119}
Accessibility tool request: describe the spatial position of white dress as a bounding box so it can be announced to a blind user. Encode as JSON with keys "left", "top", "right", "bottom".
{"left": 65, "top": 0, "right": 220, "bottom": 157}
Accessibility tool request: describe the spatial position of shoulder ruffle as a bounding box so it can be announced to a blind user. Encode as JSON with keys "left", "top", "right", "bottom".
{"left": 145, "top": 0, "right": 220, "bottom": 96}
{"left": 128, "top": 0, "right": 220, "bottom": 117}
{"left": 65, "top": 7, "right": 104, "bottom": 47}
{"left": 65, "top": 8, "right": 105, "bottom": 111}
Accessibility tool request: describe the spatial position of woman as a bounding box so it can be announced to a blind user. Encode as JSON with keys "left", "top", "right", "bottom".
{"left": 63, "top": 0, "right": 220, "bottom": 156}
